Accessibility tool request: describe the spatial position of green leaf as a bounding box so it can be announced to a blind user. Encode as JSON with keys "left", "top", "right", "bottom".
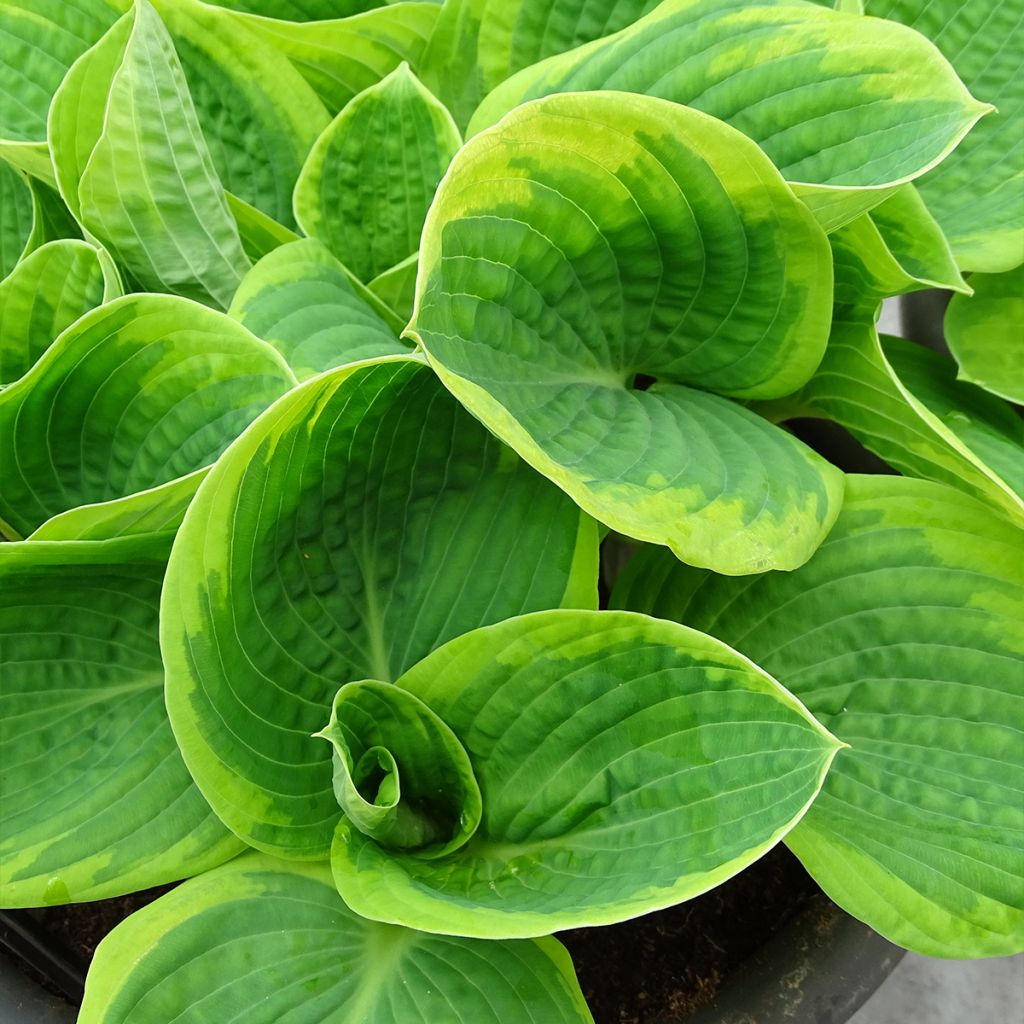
{"left": 418, "top": 0, "right": 662, "bottom": 130}
{"left": 294, "top": 64, "right": 461, "bottom": 282}
{"left": 469, "top": 0, "right": 990, "bottom": 231}
{"left": 204, "top": 0, "right": 389, "bottom": 16}
{"left": 761, "top": 320, "right": 1024, "bottom": 525}
{"left": 229, "top": 239, "right": 408, "bottom": 379}
{"left": 330, "top": 609, "right": 841, "bottom": 938}
{"left": 409, "top": 91, "right": 842, "bottom": 574}
{"left": 614, "top": 475, "right": 1024, "bottom": 958}
{"left": 22, "top": 178, "right": 86, "bottom": 253}
{"left": 0, "top": 0, "right": 125, "bottom": 181}
{"left": 0, "top": 293, "right": 296, "bottom": 540}
{"left": 866, "top": 0, "right": 1024, "bottom": 272}
{"left": 0, "top": 239, "right": 119, "bottom": 386}
{"left": 316, "top": 680, "right": 482, "bottom": 857}
{"left": 368, "top": 252, "right": 418, "bottom": 323}
{"left": 48, "top": 1, "right": 250, "bottom": 309}
{"left": 79, "top": 853, "right": 594, "bottom": 1024}
{"left": 945, "top": 266, "right": 1024, "bottom": 403}
{"left": 0, "top": 537, "right": 243, "bottom": 906}
{"left": 226, "top": 191, "right": 301, "bottom": 261}
{"left": 162, "top": 357, "right": 599, "bottom": 859}
{"left": 148, "top": 0, "right": 330, "bottom": 227}
{"left": 0, "top": 160, "right": 32, "bottom": 279}
{"left": 222, "top": 2, "right": 443, "bottom": 113}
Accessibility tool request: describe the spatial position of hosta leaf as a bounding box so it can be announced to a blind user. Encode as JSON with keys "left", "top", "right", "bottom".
{"left": 223, "top": 2, "right": 442, "bottom": 113}
{"left": 330, "top": 609, "right": 841, "bottom": 938}
{"left": 0, "top": 537, "right": 243, "bottom": 906}
{"left": 0, "top": 293, "right": 296, "bottom": 540}
{"left": 368, "top": 252, "right": 418, "bottom": 323}
{"left": 469, "top": 0, "right": 989, "bottom": 230}
{"left": 148, "top": 0, "right": 330, "bottom": 227}
{"left": 945, "top": 267, "right": 1024, "bottom": 403}
{"left": 227, "top": 191, "right": 301, "bottom": 261}
{"left": 0, "top": 239, "right": 119, "bottom": 386}
{"left": 48, "top": 0, "right": 250, "bottom": 308}
{"left": 866, "top": 0, "right": 1024, "bottom": 272}
{"left": 295, "top": 64, "right": 461, "bottom": 282}
{"left": 79, "top": 853, "right": 594, "bottom": 1024}
{"left": 22, "top": 178, "right": 85, "bottom": 253}
{"left": 419, "top": 0, "right": 661, "bottom": 130}
{"left": 409, "top": 91, "right": 842, "bottom": 574}
{"left": 0, "top": 160, "right": 32, "bottom": 279}
{"left": 614, "top": 476, "right": 1024, "bottom": 958}
{"left": 162, "top": 357, "right": 599, "bottom": 858}
{"left": 763, "top": 320, "right": 1024, "bottom": 525}
{"left": 204, "top": 0, "right": 389, "bottom": 16}
{"left": 0, "top": 0, "right": 125, "bottom": 182}
{"left": 228, "top": 239, "right": 407, "bottom": 379}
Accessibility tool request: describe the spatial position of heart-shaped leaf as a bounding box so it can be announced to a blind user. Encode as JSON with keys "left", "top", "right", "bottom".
{"left": 48, "top": 0, "right": 250, "bottom": 308}
{"left": 295, "top": 64, "right": 461, "bottom": 282}
{"left": 329, "top": 609, "right": 841, "bottom": 937}
{"left": 0, "top": 536, "right": 243, "bottom": 906}
{"left": 222, "top": 2, "right": 443, "bottom": 112}
{"left": 418, "top": 0, "right": 661, "bottom": 129}
{"left": 470, "top": 0, "right": 989, "bottom": 230}
{"left": 0, "top": 293, "right": 296, "bottom": 540}
{"left": 866, "top": 0, "right": 1023, "bottom": 272}
{"left": 228, "top": 239, "right": 407, "bottom": 379}
{"left": 615, "top": 475, "right": 1024, "bottom": 957}
{"left": 945, "top": 266, "right": 1024, "bottom": 403}
{"left": 162, "top": 357, "right": 598, "bottom": 859}
{"left": 0, "top": 239, "right": 119, "bottom": 386}
{"left": 408, "top": 90, "right": 842, "bottom": 573}
{"left": 79, "top": 853, "right": 594, "bottom": 1024}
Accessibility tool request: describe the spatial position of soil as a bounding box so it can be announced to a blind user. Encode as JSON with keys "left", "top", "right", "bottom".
{"left": 2, "top": 845, "right": 818, "bottom": 1021}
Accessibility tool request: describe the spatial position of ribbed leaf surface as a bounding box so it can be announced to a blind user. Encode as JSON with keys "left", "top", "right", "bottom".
{"left": 0, "top": 161, "right": 32, "bottom": 279}
{"left": 0, "top": 538, "right": 243, "bottom": 906}
{"left": 79, "top": 854, "right": 594, "bottom": 1024}
{"left": 0, "top": 240, "right": 118, "bottom": 386}
{"left": 409, "top": 91, "right": 842, "bottom": 573}
{"left": 162, "top": 357, "right": 598, "bottom": 859}
{"left": 295, "top": 64, "right": 461, "bottom": 282}
{"left": 615, "top": 476, "right": 1024, "bottom": 957}
{"left": 330, "top": 609, "right": 840, "bottom": 937}
{"left": 229, "top": 239, "right": 407, "bottom": 379}
{"left": 0, "top": 294, "right": 296, "bottom": 539}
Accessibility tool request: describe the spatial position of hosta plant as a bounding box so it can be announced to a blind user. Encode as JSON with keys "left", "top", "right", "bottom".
{"left": 0, "top": 0, "right": 1021, "bottom": 1022}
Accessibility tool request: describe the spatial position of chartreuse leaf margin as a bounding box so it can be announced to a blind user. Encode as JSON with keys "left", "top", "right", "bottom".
{"left": 615, "top": 476, "right": 1024, "bottom": 958}
{"left": 409, "top": 90, "right": 842, "bottom": 574}
{"left": 78, "top": 853, "right": 595, "bottom": 1024}
{"left": 162, "top": 356, "right": 599, "bottom": 860}
{"left": 327, "top": 609, "right": 842, "bottom": 938}
{"left": 0, "top": 535, "right": 242, "bottom": 907}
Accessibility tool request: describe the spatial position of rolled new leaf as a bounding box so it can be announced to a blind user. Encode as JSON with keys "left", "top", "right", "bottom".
{"left": 162, "top": 357, "right": 598, "bottom": 859}
{"left": 615, "top": 476, "right": 1024, "bottom": 957}
{"left": 228, "top": 238, "right": 407, "bottom": 379}
{"left": 469, "top": 0, "right": 990, "bottom": 230}
{"left": 48, "top": 0, "right": 250, "bottom": 308}
{"left": 78, "top": 854, "right": 595, "bottom": 1024}
{"left": 0, "top": 293, "right": 296, "bottom": 540}
{"left": 409, "top": 91, "right": 842, "bottom": 574}
{"left": 330, "top": 609, "right": 842, "bottom": 937}
{"left": 0, "top": 537, "right": 243, "bottom": 906}
{"left": 865, "top": 0, "right": 1023, "bottom": 272}
{"left": 945, "top": 267, "right": 1024, "bottom": 403}
{"left": 294, "top": 64, "right": 461, "bottom": 282}
{"left": 316, "top": 680, "right": 482, "bottom": 857}
{"left": 0, "top": 239, "right": 119, "bottom": 385}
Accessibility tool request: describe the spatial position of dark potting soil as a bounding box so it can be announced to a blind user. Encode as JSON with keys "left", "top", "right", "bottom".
{"left": 559, "top": 843, "right": 819, "bottom": 1023}
{"left": 3, "top": 844, "right": 818, "bottom": 1020}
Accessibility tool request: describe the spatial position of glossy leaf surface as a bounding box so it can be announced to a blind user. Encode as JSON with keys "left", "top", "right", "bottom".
{"left": 410, "top": 91, "right": 842, "bottom": 573}
{"left": 0, "top": 537, "right": 243, "bottom": 906}
{"left": 79, "top": 853, "right": 594, "bottom": 1024}
{"left": 615, "top": 476, "right": 1024, "bottom": 957}
{"left": 162, "top": 357, "right": 598, "bottom": 858}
